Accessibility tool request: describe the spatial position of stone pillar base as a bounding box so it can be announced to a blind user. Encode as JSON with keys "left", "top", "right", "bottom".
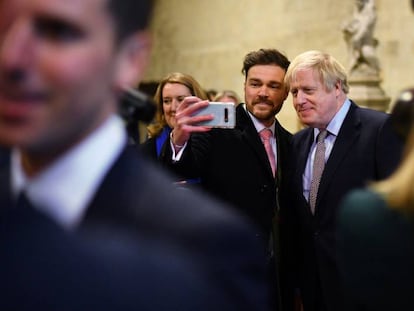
{"left": 348, "top": 75, "right": 390, "bottom": 112}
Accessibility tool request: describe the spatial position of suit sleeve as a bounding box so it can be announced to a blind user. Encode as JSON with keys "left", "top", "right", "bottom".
{"left": 159, "top": 131, "right": 213, "bottom": 180}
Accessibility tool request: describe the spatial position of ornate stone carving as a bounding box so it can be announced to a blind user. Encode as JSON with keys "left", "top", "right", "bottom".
{"left": 341, "top": 0, "right": 390, "bottom": 111}
{"left": 342, "top": 0, "right": 380, "bottom": 78}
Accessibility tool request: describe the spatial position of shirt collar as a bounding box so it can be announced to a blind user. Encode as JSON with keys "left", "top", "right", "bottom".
{"left": 11, "top": 115, "right": 127, "bottom": 230}
{"left": 313, "top": 98, "right": 351, "bottom": 139}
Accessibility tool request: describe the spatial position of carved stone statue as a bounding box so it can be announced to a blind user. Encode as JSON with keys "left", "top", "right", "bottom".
{"left": 342, "top": 0, "right": 380, "bottom": 77}
{"left": 341, "top": 0, "right": 390, "bottom": 111}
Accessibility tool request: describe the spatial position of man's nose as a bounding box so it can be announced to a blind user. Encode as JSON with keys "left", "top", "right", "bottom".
{"left": 0, "top": 18, "right": 33, "bottom": 73}
{"left": 296, "top": 90, "right": 306, "bottom": 104}
{"left": 258, "top": 85, "right": 269, "bottom": 97}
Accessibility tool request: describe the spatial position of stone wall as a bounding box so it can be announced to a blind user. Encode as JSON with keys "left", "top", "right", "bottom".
{"left": 143, "top": 0, "right": 414, "bottom": 133}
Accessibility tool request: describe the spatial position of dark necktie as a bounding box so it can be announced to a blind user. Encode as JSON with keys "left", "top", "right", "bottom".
{"left": 309, "top": 130, "right": 328, "bottom": 214}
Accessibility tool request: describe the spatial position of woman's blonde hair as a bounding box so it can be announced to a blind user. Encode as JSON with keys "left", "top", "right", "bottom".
{"left": 147, "top": 72, "right": 207, "bottom": 137}
{"left": 213, "top": 90, "right": 241, "bottom": 105}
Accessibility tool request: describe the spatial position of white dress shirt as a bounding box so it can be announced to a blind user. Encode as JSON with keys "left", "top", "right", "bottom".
{"left": 11, "top": 115, "right": 127, "bottom": 230}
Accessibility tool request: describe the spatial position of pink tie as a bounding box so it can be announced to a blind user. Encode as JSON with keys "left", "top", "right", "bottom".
{"left": 260, "top": 129, "right": 276, "bottom": 177}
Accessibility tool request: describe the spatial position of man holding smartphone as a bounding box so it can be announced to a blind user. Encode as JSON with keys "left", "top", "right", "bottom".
{"left": 162, "top": 48, "right": 295, "bottom": 311}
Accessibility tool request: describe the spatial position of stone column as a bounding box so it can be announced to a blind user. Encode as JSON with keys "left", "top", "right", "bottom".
{"left": 347, "top": 71, "right": 390, "bottom": 112}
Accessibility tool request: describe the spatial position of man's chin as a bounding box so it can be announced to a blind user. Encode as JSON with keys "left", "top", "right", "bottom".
{"left": 252, "top": 112, "right": 275, "bottom": 125}
{"left": 253, "top": 108, "right": 274, "bottom": 119}
{"left": 0, "top": 128, "right": 36, "bottom": 149}
{"left": 298, "top": 111, "right": 316, "bottom": 124}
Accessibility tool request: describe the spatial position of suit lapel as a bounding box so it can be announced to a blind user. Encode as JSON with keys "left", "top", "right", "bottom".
{"left": 82, "top": 146, "right": 142, "bottom": 226}
{"left": 0, "top": 150, "right": 12, "bottom": 210}
{"left": 317, "top": 103, "right": 361, "bottom": 205}
{"left": 274, "top": 120, "right": 292, "bottom": 183}
{"left": 295, "top": 129, "right": 314, "bottom": 191}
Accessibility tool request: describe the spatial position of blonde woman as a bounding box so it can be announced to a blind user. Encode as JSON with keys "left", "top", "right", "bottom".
{"left": 141, "top": 72, "right": 208, "bottom": 160}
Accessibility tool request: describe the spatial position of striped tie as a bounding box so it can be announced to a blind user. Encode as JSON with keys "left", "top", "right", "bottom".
{"left": 309, "top": 130, "right": 328, "bottom": 214}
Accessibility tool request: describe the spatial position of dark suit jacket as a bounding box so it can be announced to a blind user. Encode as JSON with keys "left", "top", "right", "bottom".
{"left": 0, "top": 146, "right": 270, "bottom": 311}
{"left": 140, "top": 136, "right": 158, "bottom": 160}
{"left": 161, "top": 104, "right": 293, "bottom": 310}
{"left": 0, "top": 145, "right": 9, "bottom": 168}
{"left": 140, "top": 126, "right": 171, "bottom": 162}
{"left": 337, "top": 189, "right": 414, "bottom": 311}
{"left": 0, "top": 197, "right": 243, "bottom": 311}
{"left": 287, "top": 102, "right": 403, "bottom": 311}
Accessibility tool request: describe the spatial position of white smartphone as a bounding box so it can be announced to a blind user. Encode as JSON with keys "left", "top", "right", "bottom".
{"left": 192, "top": 102, "right": 236, "bottom": 128}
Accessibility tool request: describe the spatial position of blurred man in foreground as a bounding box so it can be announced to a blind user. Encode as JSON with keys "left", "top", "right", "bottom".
{"left": 0, "top": 0, "right": 270, "bottom": 309}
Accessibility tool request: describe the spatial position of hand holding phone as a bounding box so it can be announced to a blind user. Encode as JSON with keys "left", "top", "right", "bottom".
{"left": 192, "top": 102, "right": 236, "bottom": 128}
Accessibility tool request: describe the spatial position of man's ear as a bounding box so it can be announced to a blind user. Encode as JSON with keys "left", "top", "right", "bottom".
{"left": 113, "top": 31, "right": 152, "bottom": 90}
{"left": 335, "top": 80, "right": 342, "bottom": 97}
